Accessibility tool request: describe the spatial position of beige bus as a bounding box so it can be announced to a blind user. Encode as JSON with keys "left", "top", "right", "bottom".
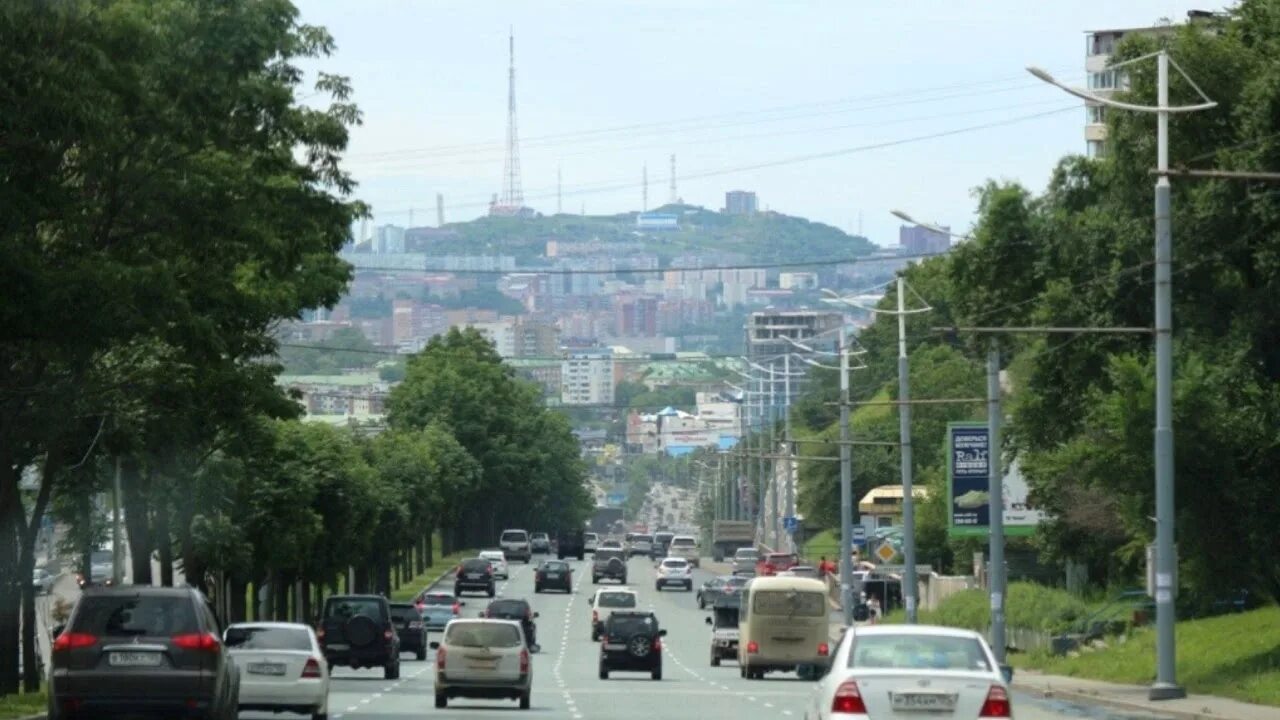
{"left": 736, "top": 576, "right": 832, "bottom": 680}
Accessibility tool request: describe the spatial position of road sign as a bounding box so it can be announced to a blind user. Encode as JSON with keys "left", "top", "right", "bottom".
{"left": 875, "top": 542, "right": 898, "bottom": 563}
{"left": 852, "top": 525, "right": 866, "bottom": 539}
{"left": 782, "top": 516, "right": 798, "bottom": 533}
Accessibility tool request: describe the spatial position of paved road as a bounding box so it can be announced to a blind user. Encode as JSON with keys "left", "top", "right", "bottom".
{"left": 239, "top": 555, "right": 1147, "bottom": 720}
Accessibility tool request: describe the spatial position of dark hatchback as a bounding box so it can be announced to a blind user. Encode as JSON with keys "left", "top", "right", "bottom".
{"left": 455, "top": 558, "right": 496, "bottom": 597}
{"left": 598, "top": 611, "right": 665, "bottom": 680}
{"left": 318, "top": 594, "right": 400, "bottom": 679}
{"left": 534, "top": 560, "right": 572, "bottom": 593}
{"left": 47, "top": 585, "right": 239, "bottom": 720}
{"left": 483, "top": 598, "right": 539, "bottom": 648}
{"left": 389, "top": 602, "right": 428, "bottom": 660}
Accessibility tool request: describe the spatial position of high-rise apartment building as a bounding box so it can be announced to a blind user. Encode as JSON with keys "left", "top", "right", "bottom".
{"left": 724, "top": 190, "right": 758, "bottom": 216}
{"left": 561, "top": 349, "right": 615, "bottom": 406}
{"left": 375, "top": 224, "right": 406, "bottom": 254}
{"left": 614, "top": 294, "right": 659, "bottom": 337}
{"left": 899, "top": 224, "right": 951, "bottom": 256}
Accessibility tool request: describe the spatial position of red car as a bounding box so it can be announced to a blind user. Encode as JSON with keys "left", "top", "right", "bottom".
{"left": 756, "top": 552, "right": 799, "bottom": 577}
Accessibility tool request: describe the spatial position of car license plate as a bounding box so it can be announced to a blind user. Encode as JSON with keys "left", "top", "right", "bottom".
{"left": 108, "top": 651, "right": 162, "bottom": 667}
{"left": 247, "top": 662, "right": 287, "bottom": 676}
{"left": 891, "top": 692, "right": 957, "bottom": 712}
{"left": 467, "top": 573, "right": 482, "bottom": 579}
{"left": 603, "top": 643, "right": 626, "bottom": 651}
{"left": 546, "top": 572, "right": 560, "bottom": 579}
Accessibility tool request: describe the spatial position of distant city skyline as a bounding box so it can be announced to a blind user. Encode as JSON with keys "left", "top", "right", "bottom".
{"left": 297, "top": 0, "right": 1211, "bottom": 247}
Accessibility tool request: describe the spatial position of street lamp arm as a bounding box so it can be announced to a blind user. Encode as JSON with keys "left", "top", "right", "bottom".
{"left": 1024, "top": 66, "right": 1216, "bottom": 114}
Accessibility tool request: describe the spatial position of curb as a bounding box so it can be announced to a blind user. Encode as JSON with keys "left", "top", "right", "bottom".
{"left": 14, "top": 714, "right": 46, "bottom": 720}
{"left": 1012, "top": 682, "right": 1227, "bottom": 720}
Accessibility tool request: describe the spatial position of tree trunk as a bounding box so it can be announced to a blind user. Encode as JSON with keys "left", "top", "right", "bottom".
{"left": 425, "top": 529, "right": 434, "bottom": 569}
{"left": 353, "top": 565, "right": 369, "bottom": 595}
{"left": 0, "top": 497, "right": 20, "bottom": 695}
{"left": 155, "top": 497, "right": 173, "bottom": 587}
{"left": 19, "top": 452, "right": 57, "bottom": 692}
{"left": 229, "top": 577, "right": 247, "bottom": 623}
{"left": 273, "top": 572, "right": 289, "bottom": 621}
{"left": 120, "top": 457, "right": 153, "bottom": 586}
{"left": 300, "top": 579, "right": 312, "bottom": 625}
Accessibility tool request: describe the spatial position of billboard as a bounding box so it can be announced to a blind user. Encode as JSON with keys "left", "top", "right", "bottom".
{"left": 946, "top": 421, "right": 1044, "bottom": 537}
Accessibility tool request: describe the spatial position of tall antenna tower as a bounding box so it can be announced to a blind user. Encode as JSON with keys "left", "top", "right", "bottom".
{"left": 642, "top": 164, "right": 648, "bottom": 212}
{"left": 436, "top": 193, "right": 445, "bottom": 226}
{"left": 669, "top": 154, "right": 677, "bottom": 204}
{"left": 491, "top": 29, "right": 525, "bottom": 216}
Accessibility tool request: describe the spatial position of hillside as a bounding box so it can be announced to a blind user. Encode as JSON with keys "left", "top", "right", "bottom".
{"left": 412, "top": 204, "right": 878, "bottom": 265}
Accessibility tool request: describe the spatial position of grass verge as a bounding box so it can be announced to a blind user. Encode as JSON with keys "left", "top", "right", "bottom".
{"left": 0, "top": 689, "right": 46, "bottom": 720}
{"left": 802, "top": 529, "right": 839, "bottom": 561}
{"left": 1011, "top": 606, "right": 1280, "bottom": 706}
{"left": 883, "top": 581, "right": 1092, "bottom": 634}
{"left": 390, "top": 546, "right": 477, "bottom": 602}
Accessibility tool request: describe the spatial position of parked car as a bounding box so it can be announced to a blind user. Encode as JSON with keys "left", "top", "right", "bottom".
{"left": 479, "top": 550, "right": 510, "bottom": 579}
{"left": 225, "top": 622, "right": 328, "bottom": 720}
{"left": 534, "top": 560, "right": 572, "bottom": 593}
{"left": 482, "top": 599, "right": 539, "bottom": 649}
{"left": 806, "top": 625, "right": 1014, "bottom": 720}
{"left": 389, "top": 602, "right": 428, "bottom": 661}
{"left": 499, "top": 529, "right": 532, "bottom": 563}
{"left": 530, "top": 532, "right": 551, "bottom": 554}
{"left": 598, "top": 611, "right": 665, "bottom": 680}
{"left": 588, "top": 588, "right": 638, "bottom": 641}
{"left": 696, "top": 575, "right": 749, "bottom": 609}
{"left": 455, "top": 558, "right": 497, "bottom": 598}
{"left": 432, "top": 619, "right": 531, "bottom": 710}
{"left": 416, "top": 591, "right": 464, "bottom": 631}
{"left": 704, "top": 594, "right": 742, "bottom": 666}
{"left": 755, "top": 552, "right": 799, "bottom": 577}
{"left": 47, "top": 585, "right": 240, "bottom": 720}
{"left": 591, "top": 549, "right": 628, "bottom": 585}
{"left": 654, "top": 558, "right": 693, "bottom": 592}
{"left": 318, "top": 594, "right": 400, "bottom": 679}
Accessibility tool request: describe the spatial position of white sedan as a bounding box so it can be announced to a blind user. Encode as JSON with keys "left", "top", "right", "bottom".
{"left": 480, "top": 549, "right": 510, "bottom": 579}
{"left": 807, "top": 625, "right": 1013, "bottom": 720}
{"left": 225, "top": 622, "right": 329, "bottom": 720}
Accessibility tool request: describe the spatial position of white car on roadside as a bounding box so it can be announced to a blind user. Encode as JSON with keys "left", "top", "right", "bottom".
{"left": 654, "top": 557, "right": 693, "bottom": 591}
{"left": 480, "top": 550, "right": 510, "bottom": 580}
{"left": 225, "top": 622, "right": 329, "bottom": 720}
{"left": 807, "top": 625, "right": 1014, "bottom": 720}
{"left": 432, "top": 619, "right": 532, "bottom": 710}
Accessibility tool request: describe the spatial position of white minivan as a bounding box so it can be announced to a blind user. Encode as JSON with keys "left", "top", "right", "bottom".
{"left": 500, "top": 529, "right": 532, "bottom": 563}
{"left": 432, "top": 619, "right": 532, "bottom": 710}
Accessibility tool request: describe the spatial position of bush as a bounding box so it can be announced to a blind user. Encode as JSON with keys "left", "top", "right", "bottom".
{"left": 908, "top": 582, "right": 1089, "bottom": 634}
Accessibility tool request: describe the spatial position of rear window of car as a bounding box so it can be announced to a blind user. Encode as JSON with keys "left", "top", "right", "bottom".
{"left": 225, "top": 625, "right": 312, "bottom": 651}
{"left": 501, "top": 531, "right": 528, "bottom": 542}
{"left": 662, "top": 559, "right": 688, "bottom": 568}
{"left": 462, "top": 559, "right": 491, "bottom": 572}
{"left": 849, "top": 634, "right": 992, "bottom": 672}
{"left": 670, "top": 537, "right": 696, "bottom": 547}
{"left": 712, "top": 607, "right": 740, "bottom": 627}
{"left": 726, "top": 576, "right": 749, "bottom": 588}
{"left": 422, "top": 594, "right": 455, "bottom": 606}
{"left": 479, "top": 552, "right": 504, "bottom": 561}
{"left": 751, "top": 590, "right": 826, "bottom": 617}
{"left": 634, "top": 535, "right": 653, "bottom": 543}
{"left": 735, "top": 548, "right": 758, "bottom": 558}
{"left": 543, "top": 561, "right": 569, "bottom": 571}
{"left": 324, "top": 597, "right": 385, "bottom": 621}
{"left": 487, "top": 600, "right": 528, "bottom": 617}
{"left": 595, "top": 549, "right": 624, "bottom": 561}
{"left": 389, "top": 606, "right": 419, "bottom": 623}
{"left": 445, "top": 622, "right": 522, "bottom": 648}
{"left": 72, "top": 594, "right": 199, "bottom": 636}
{"left": 654, "top": 533, "right": 674, "bottom": 543}
{"left": 596, "top": 593, "right": 637, "bottom": 609}
{"left": 607, "top": 614, "right": 658, "bottom": 636}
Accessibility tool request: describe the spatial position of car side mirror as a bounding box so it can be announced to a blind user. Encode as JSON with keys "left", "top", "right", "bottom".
{"left": 704, "top": 617, "right": 713, "bottom": 626}
{"left": 530, "top": 643, "right": 541, "bottom": 654}
{"left": 1000, "top": 664, "right": 1014, "bottom": 683}
{"left": 430, "top": 641, "right": 440, "bottom": 650}
{"left": 658, "top": 629, "right": 668, "bottom": 637}
{"left": 533, "top": 612, "right": 540, "bottom": 618}
{"left": 51, "top": 624, "right": 65, "bottom": 639}
{"left": 458, "top": 601, "right": 466, "bottom": 606}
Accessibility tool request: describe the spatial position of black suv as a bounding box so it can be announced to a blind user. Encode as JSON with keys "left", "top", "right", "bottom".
{"left": 48, "top": 585, "right": 240, "bottom": 720}
{"left": 556, "top": 529, "right": 585, "bottom": 560}
{"left": 598, "top": 611, "right": 665, "bottom": 680}
{"left": 591, "top": 549, "right": 627, "bottom": 584}
{"left": 319, "top": 594, "right": 400, "bottom": 678}
{"left": 455, "top": 558, "right": 496, "bottom": 597}
{"left": 389, "top": 602, "right": 427, "bottom": 661}
{"left": 483, "top": 598, "right": 539, "bottom": 648}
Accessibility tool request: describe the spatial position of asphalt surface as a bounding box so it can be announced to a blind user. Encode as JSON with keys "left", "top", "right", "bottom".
{"left": 236, "top": 555, "right": 1146, "bottom": 720}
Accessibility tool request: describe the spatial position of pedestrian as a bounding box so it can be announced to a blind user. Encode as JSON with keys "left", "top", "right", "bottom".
{"left": 867, "top": 594, "right": 881, "bottom": 622}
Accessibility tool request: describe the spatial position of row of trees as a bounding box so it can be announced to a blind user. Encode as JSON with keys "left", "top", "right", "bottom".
{"left": 0, "top": 0, "right": 591, "bottom": 698}
{"left": 792, "top": 0, "right": 1280, "bottom": 606}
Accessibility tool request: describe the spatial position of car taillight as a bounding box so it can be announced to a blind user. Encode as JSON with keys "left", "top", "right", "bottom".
{"left": 172, "top": 632, "right": 220, "bottom": 653}
{"left": 979, "top": 685, "right": 1011, "bottom": 717}
{"left": 592, "top": 610, "right": 598, "bottom": 624}
{"left": 436, "top": 646, "right": 447, "bottom": 670}
{"left": 383, "top": 629, "right": 394, "bottom": 641}
{"left": 452, "top": 603, "right": 461, "bottom": 615}
{"left": 52, "top": 632, "right": 97, "bottom": 652}
{"left": 302, "top": 657, "right": 322, "bottom": 678}
{"left": 653, "top": 637, "right": 662, "bottom": 651}
{"left": 818, "top": 642, "right": 830, "bottom": 656}
{"left": 519, "top": 648, "right": 530, "bottom": 673}
{"left": 746, "top": 641, "right": 759, "bottom": 654}
{"left": 832, "top": 680, "right": 867, "bottom": 714}
{"left": 601, "top": 634, "right": 608, "bottom": 643}
{"left": 535, "top": 572, "right": 543, "bottom": 580}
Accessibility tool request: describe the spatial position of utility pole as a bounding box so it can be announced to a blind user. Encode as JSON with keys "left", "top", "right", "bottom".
{"left": 987, "top": 343, "right": 1006, "bottom": 664}
{"left": 769, "top": 359, "right": 780, "bottom": 549}
{"left": 783, "top": 353, "right": 795, "bottom": 552}
{"left": 756, "top": 369, "right": 767, "bottom": 541}
{"left": 112, "top": 455, "right": 123, "bottom": 585}
{"left": 838, "top": 327, "right": 855, "bottom": 626}
{"left": 898, "top": 277, "right": 919, "bottom": 623}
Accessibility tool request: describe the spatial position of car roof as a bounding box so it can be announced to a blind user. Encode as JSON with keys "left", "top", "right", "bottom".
{"left": 447, "top": 618, "right": 522, "bottom": 628}
{"left": 501, "top": 528, "right": 528, "bottom": 533}
{"left": 594, "top": 587, "right": 636, "bottom": 596}
{"left": 81, "top": 585, "right": 196, "bottom": 598}
{"left": 424, "top": 591, "right": 455, "bottom": 598}
{"left": 661, "top": 557, "right": 687, "bottom": 563}
{"left": 744, "top": 576, "right": 827, "bottom": 591}
{"left": 851, "top": 624, "right": 985, "bottom": 640}
{"left": 226, "top": 621, "right": 312, "bottom": 630}
{"left": 479, "top": 550, "right": 505, "bottom": 557}
{"left": 608, "top": 610, "right": 656, "bottom": 620}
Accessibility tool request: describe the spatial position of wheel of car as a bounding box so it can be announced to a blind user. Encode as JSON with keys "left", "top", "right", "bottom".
{"left": 739, "top": 663, "right": 747, "bottom": 679}
{"left": 590, "top": 628, "right": 599, "bottom": 641}
{"left": 520, "top": 691, "right": 531, "bottom": 710}
{"left": 435, "top": 693, "right": 447, "bottom": 708}
{"left": 627, "top": 636, "right": 652, "bottom": 658}
{"left": 534, "top": 584, "right": 541, "bottom": 593}
{"left": 344, "top": 615, "right": 378, "bottom": 647}
{"left": 312, "top": 710, "right": 327, "bottom": 720}
{"left": 384, "top": 660, "right": 400, "bottom": 680}
{"left": 697, "top": 595, "right": 704, "bottom": 609}
{"left": 651, "top": 664, "right": 662, "bottom": 681}
{"left": 620, "top": 575, "right": 627, "bottom": 584}
{"left": 415, "top": 647, "right": 426, "bottom": 661}
{"left": 592, "top": 576, "right": 599, "bottom": 584}
{"left": 487, "top": 586, "right": 496, "bottom": 598}
{"left": 710, "top": 648, "right": 720, "bottom": 666}
{"left": 654, "top": 583, "right": 661, "bottom": 591}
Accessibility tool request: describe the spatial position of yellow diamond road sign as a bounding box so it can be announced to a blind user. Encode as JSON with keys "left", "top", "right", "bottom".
{"left": 875, "top": 542, "right": 898, "bottom": 563}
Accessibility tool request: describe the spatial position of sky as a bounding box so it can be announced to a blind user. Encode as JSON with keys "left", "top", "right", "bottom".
{"left": 295, "top": 0, "right": 1219, "bottom": 248}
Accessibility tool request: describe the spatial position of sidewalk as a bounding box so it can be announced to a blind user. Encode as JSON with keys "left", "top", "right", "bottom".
{"left": 1012, "top": 670, "right": 1280, "bottom": 720}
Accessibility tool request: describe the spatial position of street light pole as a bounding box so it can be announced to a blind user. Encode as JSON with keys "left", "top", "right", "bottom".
{"left": 987, "top": 343, "right": 1006, "bottom": 664}
{"left": 1027, "top": 52, "right": 1215, "bottom": 700}
{"left": 838, "top": 327, "right": 855, "bottom": 627}
{"left": 897, "top": 276, "right": 919, "bottom": 623}
{"left": 783, "top": 353, "right": 795, "bottom": 552}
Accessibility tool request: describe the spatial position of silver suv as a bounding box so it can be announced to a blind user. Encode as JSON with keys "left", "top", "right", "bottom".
{"left": 499, "top": 529, "right": 532, "bottom": 563}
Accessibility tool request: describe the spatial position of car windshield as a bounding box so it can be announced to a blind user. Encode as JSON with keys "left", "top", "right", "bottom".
{"left": 596, "top": 593, "right": 637, "bottom": 609}
{"left": 751, "top": 590, "right": 826, "bottom": 617}
{"left": 501, "top": 531, "right": 527, "bottom": 542}
{"left": 225, "top": 625, "right": 312, "bottom": 651}
{"left": 850, "top": 634, "right": 992, "bottom": 672}
{"left": 73, "top": 595, "right": 199, "bottom": 636}
{"left": 712, "top": 607, "right": 740, "bottom": 628}
{"left": 445, "top": 623, "right": 522, "bottom": 648}
{"left": 422, "top": 595, "right": 455, "bottom": 606}
{"left": 325, "top": 598, "right": 384, "bottom": 620}
{"left": 607, "top": 614, "right": 658, "bottom": 636}
{"left": 487, "top": 600, "right": 529, "bottom": 617}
